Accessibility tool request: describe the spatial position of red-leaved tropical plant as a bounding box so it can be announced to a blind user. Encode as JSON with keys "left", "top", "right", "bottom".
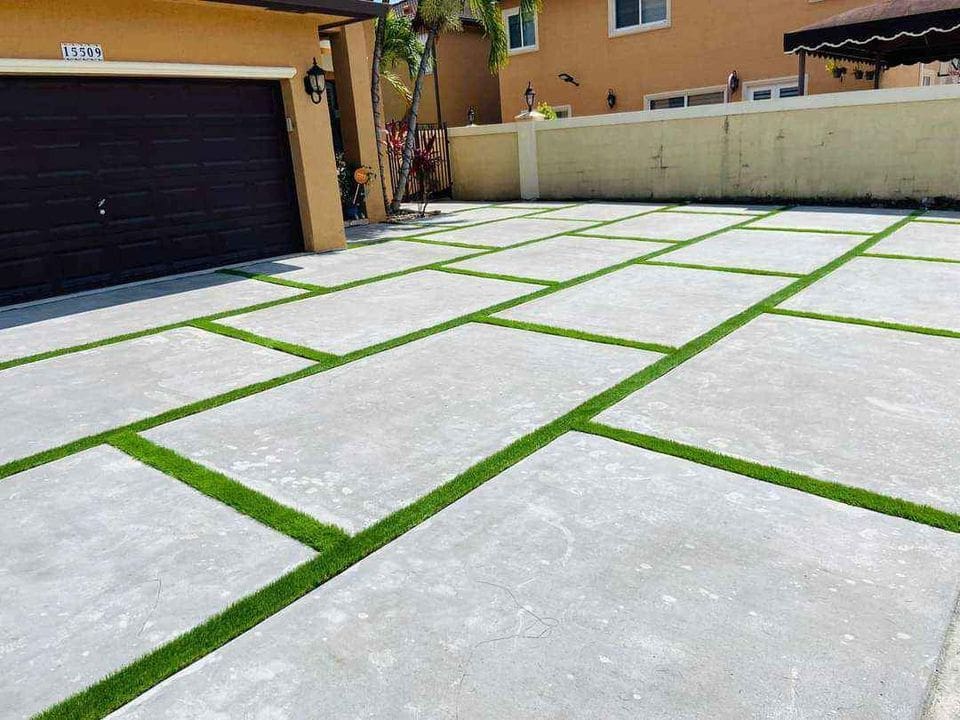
{"left": 386, "top": 120, "right": 440, "bottom": 215}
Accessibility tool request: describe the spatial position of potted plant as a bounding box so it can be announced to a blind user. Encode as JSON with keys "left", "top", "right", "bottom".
{"left": 336, "top": 153, "right": 364, "bottom": 221}
{"left": 536, "top": 102, "right": 559, "bottom": 120}
{"left": 826, "top": 60, "right": 847, "bottom": 79}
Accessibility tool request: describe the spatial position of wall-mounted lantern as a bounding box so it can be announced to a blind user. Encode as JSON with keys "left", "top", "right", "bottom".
{"left": 524, "top": 82, "right": 536, "bottom": 113}
{"left": 467, "top": 106, "right": 477, "bottom": 125}
{"left": 304, "top": 57, "right": 326, "bottom": 104}
{"left": 607, "top": 88, "right": 617, "bottom": 109}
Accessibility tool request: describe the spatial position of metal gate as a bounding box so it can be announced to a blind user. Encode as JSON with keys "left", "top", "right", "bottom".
{"left": 388, "top": 122, "right": 452, "bottom": 202}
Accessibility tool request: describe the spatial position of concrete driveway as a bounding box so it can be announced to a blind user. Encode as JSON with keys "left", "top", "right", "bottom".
{"left": 2, "top": 200, "right": 959, "bottom": 720}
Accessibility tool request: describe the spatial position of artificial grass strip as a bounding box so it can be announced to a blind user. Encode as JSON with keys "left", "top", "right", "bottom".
{"left": 109, "top": 432, "right": 347, "bottom": 551}
{"left": 0, "top": 289, "right": 322, "bottom": 374}
{"left": 397, "top": 235, "right": 500, "bottom": 250}
{"left": 640, "top": 259, "right": 805, "bottom": 278}
{"left": 218, "top": 268, "right": 325, "bottom": 292}
{"left": 570, "top": 232, "right": 682, "bottom": 243}
{"left": 767, "top": 307, "right": 960, "bottom": 341}
{"left": 35, "top": 207, "right": 953, "bottom": 720}
{"left": 862, "top": 252, "right": 960, "bottom": 265}
{"left": 740, "top": 225, "right": 873, "bottom": 236}
{"left": 478, "top": 316, "right": 676, "bottom": 355}
{"left": 431, "top": 266, "right": 557, "bottom": 286}
{"left": 191, "top": 319, "right": 340, "bottom": 363}
{"left": 577, "top": 421, "right": 960, "bottom": 533}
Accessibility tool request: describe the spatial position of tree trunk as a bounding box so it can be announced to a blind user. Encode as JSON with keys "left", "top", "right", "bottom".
{"left": 370, "top": 0, "right": 391, "bottom": 214}
{"left": 389, "top": 29, "right": 436, "bottom": 213}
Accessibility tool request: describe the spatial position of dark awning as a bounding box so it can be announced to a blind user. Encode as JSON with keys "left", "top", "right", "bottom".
{"left": 784, "top": 0, "right": 960, "bottom": 66}
{"left": 206, "top": 0, "right": 388, "bottom": 21}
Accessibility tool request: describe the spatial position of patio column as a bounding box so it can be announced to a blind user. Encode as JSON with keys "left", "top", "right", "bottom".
{"left": 797, "top": 50, "right": 807, "bottom": 96}
{"left": 329, "top": 22, "right": 388, "bottom": 221}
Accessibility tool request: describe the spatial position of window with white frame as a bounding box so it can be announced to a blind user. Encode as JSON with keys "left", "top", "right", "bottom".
{"left": 504, "top": 6, "right": 537, "bottom": 53}
{"left": 745, "top": 78, "right": 803, "bottom": 101}
{"left": 611, "top": 0, "right": 669, "bottom": 34}
{"left": 647, "top": 87, "right": 725, "bottom": 110}
{"left": 552, "top": 104, "right": 573, "bottom": 118}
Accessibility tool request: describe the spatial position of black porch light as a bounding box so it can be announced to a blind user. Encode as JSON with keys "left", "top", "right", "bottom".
{"left": 467, "top": 106, "right": 476, "bottom": 125}
{"left": 304, "top": 57, "right": 326, "bottom": 104}
{"left": 606, "top": 88, "right": 617, "bottom": 109}
{"left": 524, "top": 81, "right": 536, "bottom": 113}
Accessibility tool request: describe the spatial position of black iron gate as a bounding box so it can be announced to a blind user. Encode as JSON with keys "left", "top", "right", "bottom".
{"left": 388, "top": 122, "right": 452, "bottom": 202}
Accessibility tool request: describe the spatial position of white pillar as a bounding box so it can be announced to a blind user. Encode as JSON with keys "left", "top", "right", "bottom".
{"left": 514, "top": 110, "right": 544, "bottom": 200}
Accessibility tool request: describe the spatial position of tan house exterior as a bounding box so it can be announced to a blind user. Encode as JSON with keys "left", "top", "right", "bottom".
{"left": 0, "top": 0, "right": 387, "bottom": 304}
{"left": 382, "top": 3, "right": 502, "bottom": 127}
{"left": 496, "top": 0, "right": 924, "bottom": 119}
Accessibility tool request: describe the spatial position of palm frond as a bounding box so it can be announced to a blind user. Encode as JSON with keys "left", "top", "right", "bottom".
{"left": 378, "top": 10, "right": 425, "bottom": 78}
{"left": 382, "top": 69, "right": 414, "bottom": 106}
{"left": 466, "top": 0, "right": 509, "bottom": 72}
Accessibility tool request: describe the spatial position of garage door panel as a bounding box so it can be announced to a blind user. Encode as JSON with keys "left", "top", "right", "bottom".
{"left": 0, "top": 76, "right": 303, "bottom": 305}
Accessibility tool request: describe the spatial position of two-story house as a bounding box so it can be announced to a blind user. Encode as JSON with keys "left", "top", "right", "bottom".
{"left": 496, "top": 0, "right": 928, "bottom": 118}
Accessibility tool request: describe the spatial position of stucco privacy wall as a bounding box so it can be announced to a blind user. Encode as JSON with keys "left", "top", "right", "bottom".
{"left": 0, "top": 0, "right": 371, "bottom": 251}
{"left": 449, "top": 128, "right": 522, "bottom": 200}
{"left": 449, "top": 86, "right": 960, "bottom": 202}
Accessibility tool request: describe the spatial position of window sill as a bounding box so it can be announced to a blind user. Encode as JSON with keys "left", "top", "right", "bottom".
{"left": 508, "top": 44, "right": 539, "bottom": 56}
{"left": 609, "top": 19, "right": 671, "bottom": 38}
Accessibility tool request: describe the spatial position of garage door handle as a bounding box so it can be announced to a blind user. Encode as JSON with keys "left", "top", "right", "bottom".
{"left": 98, "top": 198, "right": 107, "bottom": 216}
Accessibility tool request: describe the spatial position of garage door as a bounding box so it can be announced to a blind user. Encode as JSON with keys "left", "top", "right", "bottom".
{"left": 0, "top": 76, "right": 304, "bottom": 306}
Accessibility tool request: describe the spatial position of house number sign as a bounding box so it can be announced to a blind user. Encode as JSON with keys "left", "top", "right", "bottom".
{"left": 61, "top": 43, "right": 104, "bottom": 61}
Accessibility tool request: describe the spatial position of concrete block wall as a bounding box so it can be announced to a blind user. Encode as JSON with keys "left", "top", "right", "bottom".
{"left": 448, "top": 86, "right": 960, "bottom": 203}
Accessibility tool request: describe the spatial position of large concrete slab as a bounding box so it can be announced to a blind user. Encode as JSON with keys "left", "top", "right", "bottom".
{"left": 400, "top": 201, "right": 493, "bottom": 214}
{"left": 496, "top": 264, "right": 789, "bottom": 347}
{"left": 144, "top": 324, "right": 657, "bottom": 533}
{"left": 871, "top": 219, "right": 960, "bottom": 260}
{"left": 659, "top": 228, "right": 863, "bottom": 274}
{"left": 598, "top": 313, "right": 960, "bottom": 514}
{"left": 417, "top": 217, "right": 594, "bottom": 248}
{"left": 782, "top": 256, "right": 960, "bottom": 331}
{"left": 218, "top": 271, "right": 540, "bottom": 355}
{"left": 0, "top": 273, "right": 300, "bottom": 364}
{"left": 108, "top": 432, "right": 960, "bottom": 720}
{"left": 540, "top": 202, "right": 668, "bottom": 221}
{"left": 750, "top": 206, "right": 910, "bottom": 233}
{"left": 920, "top": 211, "right": 960, "bottom": 223}
{"left": 236, "top": 242, "right": 472, "bottom": 287}
{"left": 0, "top": 327, "right": 311, "bottom": 464}
{"left": 446, "top": 235, "right": 670, "bottom": 281}
{"left": 495, "top": 201, "right": 575, "bottom": 209}
{"left": 675, "top": 203, "right": 778, "bottom": 215}
{"left": 1, "top": 445, "right": 313, "bottom": 719}
{"left": 345, "top": 223, "right": 427, "bottom": 243}
{"left": 597, "top": 211, "right": 744, "bottom": 240}
{"left": 408, "top": 206, "right": 530, "bottom": 226}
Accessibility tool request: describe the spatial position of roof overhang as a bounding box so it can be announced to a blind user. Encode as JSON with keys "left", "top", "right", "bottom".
{"left": 204, "top": 0, "right": 388, "bottom": 28}
{"left": 784, "top": 0, "right": 960, "bottom": 66}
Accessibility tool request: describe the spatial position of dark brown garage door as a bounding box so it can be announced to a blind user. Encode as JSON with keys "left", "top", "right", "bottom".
{"left": 0, "top": 76, "right": 304, "bottom": 305}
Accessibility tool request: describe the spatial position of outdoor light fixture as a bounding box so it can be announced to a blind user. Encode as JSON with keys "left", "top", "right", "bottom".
{"left": 524, "top": 81, "right": 536, "bottom": 113}
{"left": 607, "top": 88, "right": 617, "bottom": 109}
{"left": 467, "top": 106, "right": 476, "bottom": 125}
{"left": 304, "top": 57, "right": 326, "bottom": 104}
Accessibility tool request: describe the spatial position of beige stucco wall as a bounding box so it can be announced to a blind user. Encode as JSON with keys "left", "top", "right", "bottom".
{"left": 0, "top": 0, "right": 376, "bottom": 250}
{"left": 382, "top": 28, "right": 502, "bottom": 127}
{"left": 451, "top": 88, "right": 960, "bottom": 202}
{"left": 498, "top": 0, "right": 923, "bottom": 120}
{"left": 450, "top": 131, "right": 521, "bottom": 200}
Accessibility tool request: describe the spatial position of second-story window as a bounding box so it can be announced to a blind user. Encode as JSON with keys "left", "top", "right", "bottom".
{"left": 612, "top": 0, "right": 669, "bottom": 33}
{"left": 505, "top": 6, "right": 538, "bottom": 53}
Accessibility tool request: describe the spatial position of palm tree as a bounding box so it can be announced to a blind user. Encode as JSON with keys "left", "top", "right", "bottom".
{"left": 389, "top": 0, "right": 542, "bottom": 213}
{"left": 371, "top": 7, "right": 424, "bottom": 214}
